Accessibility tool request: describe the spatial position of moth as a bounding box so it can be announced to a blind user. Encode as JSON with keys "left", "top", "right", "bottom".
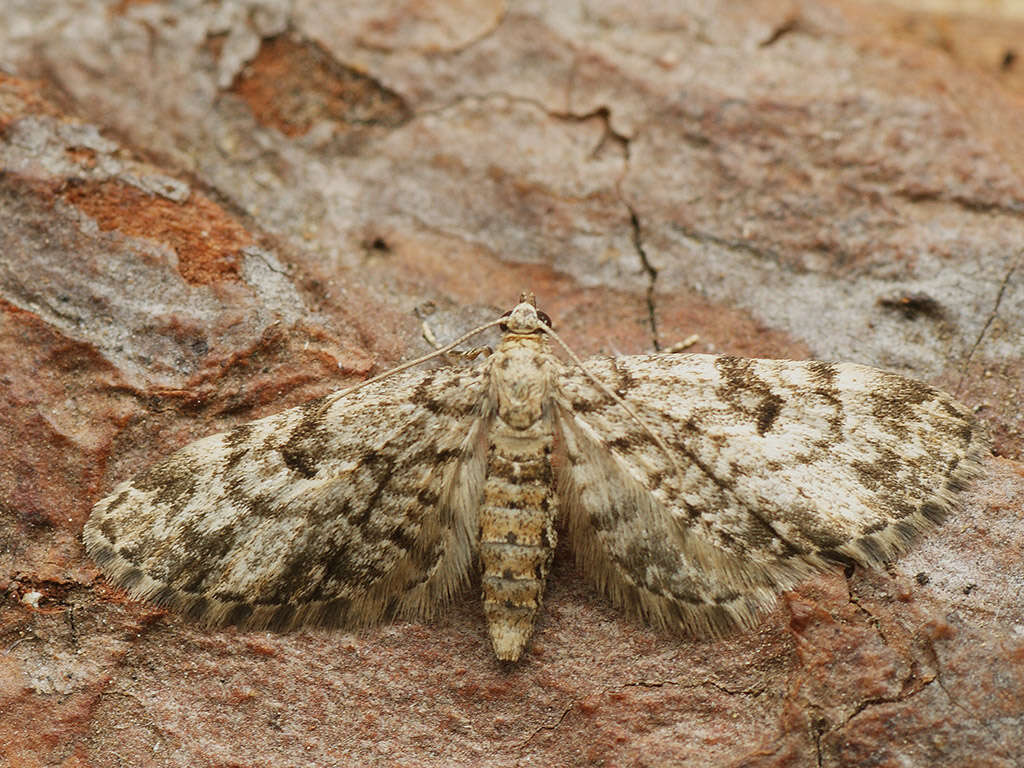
{"left": 85, "top": 293, "right": 986, "bottom": 661}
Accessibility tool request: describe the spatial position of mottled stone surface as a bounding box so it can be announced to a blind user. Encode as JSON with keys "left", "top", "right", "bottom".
{"left": 1, "top": 1, "right": 1022, "bottom": 766}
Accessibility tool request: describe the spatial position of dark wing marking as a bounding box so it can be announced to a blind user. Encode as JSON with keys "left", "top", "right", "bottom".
{"left": 85, "top": 366, "right": 490, "bottom": 631}
{"left": 555, "top": 353, "right": 986, "bottom": 636}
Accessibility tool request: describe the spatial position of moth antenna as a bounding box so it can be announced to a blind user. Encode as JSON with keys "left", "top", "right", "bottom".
{"left": 339, "top": 317, "right": 505, "bottom": 398}
{"left": 537, "top": 319, "right": 684, "bottom": 474}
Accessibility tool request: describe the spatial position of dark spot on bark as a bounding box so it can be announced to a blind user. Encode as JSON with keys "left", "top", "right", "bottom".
{"left": 505, "top": 531, "right": 518, "bottom": 544}
{"left": 877, "top": 291, "right": 945, "bottom": 321}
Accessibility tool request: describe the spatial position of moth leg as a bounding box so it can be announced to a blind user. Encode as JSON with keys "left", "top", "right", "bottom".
{"left": 454, "top": 346, "right": 492, "bottom": 361}
{"left": 662, "top": 334, "right": 700, "bottom": 353}
{"left": 422, "top": 320, "right": 493, "bottom": 361}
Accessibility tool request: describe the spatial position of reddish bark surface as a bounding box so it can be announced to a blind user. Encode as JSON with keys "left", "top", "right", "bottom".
{"left": 1, "top": 2, "right": 1022, "bottom": 766}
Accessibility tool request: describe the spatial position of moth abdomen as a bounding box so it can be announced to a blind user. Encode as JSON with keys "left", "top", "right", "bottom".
{"left": 479, "top": 421, "right": 557, "bottom": 662}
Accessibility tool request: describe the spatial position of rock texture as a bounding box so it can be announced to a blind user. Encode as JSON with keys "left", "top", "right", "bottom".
{"left": 1, "top": 1, "right": 1022, "bottom": 766}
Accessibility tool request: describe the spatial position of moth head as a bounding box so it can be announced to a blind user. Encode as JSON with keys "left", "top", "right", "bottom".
{"left": 500, "top": 299, "right": 553, "bottom": 335}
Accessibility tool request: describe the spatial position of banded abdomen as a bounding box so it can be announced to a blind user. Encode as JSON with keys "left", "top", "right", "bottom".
{"left": 479, "top": 417, "right": 557, "bottom": 661}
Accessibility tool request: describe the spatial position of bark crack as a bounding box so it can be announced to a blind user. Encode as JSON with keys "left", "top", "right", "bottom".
{"left": 628, "top": 205, "right": 661, "bottom": 351}
{"left": 514, "top": 699, "right": 577, "bottom": 751}
{"left": 669, "top": 221, "right": 790, "bottom": 272}
{"left": 956, "top": 248, "right": 1021, "bottom": 396}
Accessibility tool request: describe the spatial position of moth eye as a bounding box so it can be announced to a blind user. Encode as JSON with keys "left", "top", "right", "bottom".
{"left": 499, "top": 310, "right": 512, "bottom": 332}
{"left": 537, "top": 311, "right": 553, "bottom": 330}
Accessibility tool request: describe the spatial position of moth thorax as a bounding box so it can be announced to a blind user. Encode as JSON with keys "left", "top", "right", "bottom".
{"left": 491, "top": 335, "right": 553, "bottom": 430}
{"left": 479, "top": 419, "right": 557, "bottom": 662}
